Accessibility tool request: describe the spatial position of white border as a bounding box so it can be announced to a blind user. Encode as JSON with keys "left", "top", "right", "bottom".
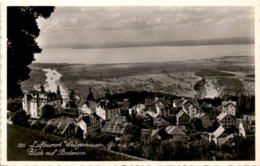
{"left": 0, "top": 0, "right": 259, "bottom": 165}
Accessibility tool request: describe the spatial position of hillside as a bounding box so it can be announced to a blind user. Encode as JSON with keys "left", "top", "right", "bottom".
{"left": 7, "top": 125, "right": 136, "bottom": 161}
{"left": 22, "top": 56, "right": 254, "bottom": 99}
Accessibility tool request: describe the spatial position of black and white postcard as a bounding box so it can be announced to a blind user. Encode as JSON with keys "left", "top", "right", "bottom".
{"left": 0, "top": 0, "right": 259, "bottom": 165}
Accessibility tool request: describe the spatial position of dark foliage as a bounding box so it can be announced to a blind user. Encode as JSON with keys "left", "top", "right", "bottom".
{"left": 68, "top": 90, "right": 77, "bottom": 108}
{"left": 123, "top": 125, "right": 141, "bottom": 142}
{"left": 7, "top": 7, "right": 55, "bottom": 98}
{"left": 86, "top": 87, "right": 95, "bottom": 101}
{"left": 106, "top": 91, "right": 180, "bottom": 107}
{"left": 86, "top": 132, "right": 114, "bottom": 147}
{"left": 41, "top": 104, "right": 56, "bottom": 120}
{"left": 7, "top": 98, "right": 22, "bottom": 112}
{"left": 193, "top": 78, "right": 206, "bottom": 91}
{"left": 233, "top": 136, "right": 255, "bottom": 160}
{"left": 198, "top": 97, "right": 222, "bottom": 107}
{"left": 195, "top": 69, "right": 235, "bottom": 77}
{"left": 11, "top": 110, "right": 29, "bottom": 126}
{"left": 191, "top": 118, "right": 204, "bottom": 131}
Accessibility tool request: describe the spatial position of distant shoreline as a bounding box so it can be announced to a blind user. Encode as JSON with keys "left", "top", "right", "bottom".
{"left": 42, "top": 36, "right": 254, "bottom": 49}
{"left": 32, "top": 55, "right": 254, "bottom": 66}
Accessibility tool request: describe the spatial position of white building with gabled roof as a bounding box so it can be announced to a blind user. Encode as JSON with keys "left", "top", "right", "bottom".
{"left": 222, "top": 100, "right": 236, "bottom": 116}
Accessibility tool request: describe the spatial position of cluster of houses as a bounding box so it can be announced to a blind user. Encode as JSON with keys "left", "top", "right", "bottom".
{"left": 129, "top": 97, "right": 254, "bottom": 146}
{"left": 21, "top": 88, "right": 255, "bottom": 148}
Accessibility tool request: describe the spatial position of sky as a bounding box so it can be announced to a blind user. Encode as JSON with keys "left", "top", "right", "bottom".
{"left": 36, "top": 6, "right": 254, "bottom": 48}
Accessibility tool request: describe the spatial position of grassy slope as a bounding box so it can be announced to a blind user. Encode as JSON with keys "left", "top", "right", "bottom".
{"left": 7, "top": 125, "right": 135, "bottom": 161}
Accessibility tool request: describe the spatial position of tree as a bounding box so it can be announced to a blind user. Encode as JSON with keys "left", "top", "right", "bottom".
{"left": 86, "top": 87, "right": 95, "bottom": 101}
{"left": 69, "top": 90, "right": 77, "bottom": 108}
{"left": 207, "top": 120, "right": 219, "bottom": 132}
{"left": 104, "top": 88, "right": 111, "bottom": 99}
{"left": 233, "top": 136, "right": 255, "bottom": 160}
{"left": 41, "top": 104, "right": 56, "bottom": 119}
{"left": 40, "top": 84, "right": 45, "bottom": 93}
{"left": 7, "top": 98, "right": 22, "bottom": 112}
{"left": 147, "top": 136, "right": 162, "bottom": 160}
{"left": 191, "top": 118, "right": 204, "bottom": 131}
{"left": 57, "top": 85, "right": 61, "bottom": 96}
{"left": 8, "top": 7, "right": 55, "bottom": 98}
{"left": 123, "top": 125, "right": 141, "bottom": 142}
{"left": 99, "top": 133, "right": 114, "bottom": 148}
{"left": 11, "top": 109, "right": 29, "bottom": 126}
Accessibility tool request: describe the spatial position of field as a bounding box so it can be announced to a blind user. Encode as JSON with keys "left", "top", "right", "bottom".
{"left": 7, "top": 125, "right": 136, "bottom": 161}
{"left": 22, "top": 56, "right": 254, "bottom": 99}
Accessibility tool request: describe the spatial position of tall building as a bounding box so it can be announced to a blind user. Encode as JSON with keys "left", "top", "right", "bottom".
{"left": 222, "top": 100, "right": 237, "bottom": 116}
{"left": 95, "top": 99, "right": 121, "bottom": 121}
{"left": 22, "top": 86, "right": 62, "bottom": 118}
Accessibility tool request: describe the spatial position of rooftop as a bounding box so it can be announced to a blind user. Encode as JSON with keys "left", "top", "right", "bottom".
{"left": 101, "top": 116, "right": 130, "bottom": 135}
{"left": 222, "top": 100, "right": 236, "bottom": 107}
{"left": 176, "top": 109, "right": 189, "bottom": 119}
{"left": 212, "top": 125, "right": 225, "bottom": 138}
{"left": 165, "top": 125, "right": 186, "bottom": 135}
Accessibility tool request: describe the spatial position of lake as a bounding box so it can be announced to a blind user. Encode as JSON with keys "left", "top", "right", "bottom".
{"left": 35, "top": 44, "right": 254, "bottom": 64}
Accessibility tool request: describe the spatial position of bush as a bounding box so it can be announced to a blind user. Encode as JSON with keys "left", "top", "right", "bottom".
{"left": 8, "top": 99, "right": 22, "bottom": 112}
{"left": 41, "top": 105, "right": 56, "bottom": 119}
{"left": 11, "top": 110, "right": 29, "bottom": 126}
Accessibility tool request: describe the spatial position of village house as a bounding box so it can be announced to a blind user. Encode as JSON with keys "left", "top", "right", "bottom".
{"left": 129, "top": 104, "right": 146, "bottom": 118}
{"left": 145, "top": 111, "right": 159, "bottom": 119}
{"left": 28, "top": 119, "right": 47, "bottom": 131}
{"left": 182, "top": 102, "right": 200, "bottom": 119}
{"left": 141, "top": 128, "right": 168, "bottom": 141}
{"left": 95, "top": 99, "right": 121, "bottom": 121}
{"left": 242, "top": 115, "right": 255, "bottom": 133}
{"left": 75, "top": 114, "right": 102, "bottom": 139}
{"left": 217, "top": 134, "right": 234, "bottom": 146}
{"left": 101, "top": 116, "right": 131, "bottom": 141}
{"left": 172, "top": 98, "right": 188, "bottom": 108}
{"left": 209, "top": 125, "right": 225, "bottom": 144}
{"left": 176, "top": 109, "right": 190, "bottom": 125}
{"left": 150, "top": 129, "right": 162, "bottom": 140}
{"left": 153, "top": 117, "right": 169, "bottom": 128}
{"left": 154, "top": 100, "right": 164, "bottom": 116}
{"left": 163, "top": 107, "right": 181, "bottom": 118}
{"left": 217, "top": 112, "right": 236, "bottom": 129}
{"left": 117, "top": 99, "right": 130, "bottom": 116}
{"left": 79, "top": 100, "right": 97, "bottom": 115}
{"left": 195, "top": 113, "right": 214, "bottom": 129}
{"left": 22, "top": 86, "right": 62, "bottom": 119}
{"left": 41, "top": 116, "right": 75, "bottom": 138}
{"left": 222, "top": 100, "right": 237, "bottom": 116}
{"left": 142, "top": 112, "right": 155, "bottom": 128}
{"left": 165, "top": 125, "right": 187, "bottom": 142}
